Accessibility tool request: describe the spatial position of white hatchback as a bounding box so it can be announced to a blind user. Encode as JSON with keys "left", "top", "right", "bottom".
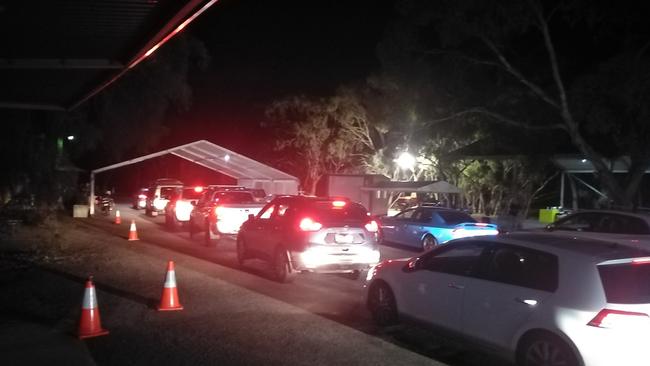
{"left": 364, "top": 232, "right": 650, "bottom": 366}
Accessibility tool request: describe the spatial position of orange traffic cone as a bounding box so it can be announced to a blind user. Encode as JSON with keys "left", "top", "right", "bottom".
{"left": 77, "top": 276, "right": 109, "bottom": 339}
{"left": 114, "top": 210, "right": 121, "bottom": 224}
{"left": 157, "top": 261, "right": 184, "bottom": 311}
{"left": 128, "top": 220, "right": 139, "bottom": 241}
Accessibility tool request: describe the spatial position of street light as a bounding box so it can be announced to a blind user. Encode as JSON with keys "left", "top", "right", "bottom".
{"left": 396, "top": 152, "right": 416, "bottom": 170}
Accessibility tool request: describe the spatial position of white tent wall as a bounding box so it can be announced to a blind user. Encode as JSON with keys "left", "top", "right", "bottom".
{"left": 237, "top": 179, "right": 299, "bottom": 196}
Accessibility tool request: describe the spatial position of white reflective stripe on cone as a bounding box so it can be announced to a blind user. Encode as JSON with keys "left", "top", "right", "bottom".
{"left": 82, "top": 287, "right": 98, "bottom": 309}
{"left": 164, "top": 270, "right": 177, "bottom": 288}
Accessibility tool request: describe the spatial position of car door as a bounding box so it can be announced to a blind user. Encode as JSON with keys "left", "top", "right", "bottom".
{"left": 405, "top": 208, "right": 434, "bottom": 244}
{"left": 461, "top": 243, "right": 558, "bottom": 351}
{"left": 383, "top": 209, "right": 417, "bottom": 245}
{"left": 399, "top": 242, "right": 487, "bottom": 333}
{"left": 245, "top": 202, "right": 277, "bottom": 258}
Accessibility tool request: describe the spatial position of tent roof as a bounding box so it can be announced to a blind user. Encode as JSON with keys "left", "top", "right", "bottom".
{"left": 93, "top": 140, "right": 298, "bottom": 182}
{"left": 361, "top": 180, "right": 461, "bottom": 194}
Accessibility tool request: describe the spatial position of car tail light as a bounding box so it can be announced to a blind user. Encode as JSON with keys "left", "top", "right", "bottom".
{"left": 365, "top": 220, "right": 379, "bottom": 232}
{"left": 299, "top": 217, "right": 322, "bottom": 231}
{"left": 138, "top": 194, "right": 147, "bottom": 199}
{"left": 214, "top": 205, "right": 226, "bottom": 218}
{"left": 194, "top": 186, "right": 204, "bottom": 193}
{"left": 588, "top": 309, "right": 649, "bottom": 328}
{"left": 332, "top": 200, "right": 347, "bottom": 208}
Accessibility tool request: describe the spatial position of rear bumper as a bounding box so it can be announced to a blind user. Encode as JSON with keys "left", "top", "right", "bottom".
{"left": 290, "top": 247, "right": 380, "bottom": 273}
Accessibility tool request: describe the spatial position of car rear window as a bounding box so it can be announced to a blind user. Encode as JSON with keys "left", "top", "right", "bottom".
{"left": 598, "top": 263, "right": 650, "bottom": 304}
{"left": 437, "top": 211, "right": 476, "bottom": 225}
{"left": 182, "top": 188, "right": 203, "bottom": 200}
{"left": 305, "top": 201, "right": 369, "bottom": 221}
{"left": 213, "top": 191, "right": 255, "bottom": 204}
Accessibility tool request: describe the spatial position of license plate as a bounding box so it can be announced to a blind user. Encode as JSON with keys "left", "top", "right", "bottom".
{"left": 334, "top": 234, "right": 354, "bottom": 243}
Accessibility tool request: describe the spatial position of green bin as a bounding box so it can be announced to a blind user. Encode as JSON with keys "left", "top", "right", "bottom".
{"left": 538, "top": 208, "right": 560, "bottom": 224}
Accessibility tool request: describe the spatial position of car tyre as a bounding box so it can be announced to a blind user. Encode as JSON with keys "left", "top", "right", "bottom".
{"left": 165, "top": 212, "right": 177, "bottom": 231}
{"left": 421, "top": 235, "right": 438, "bottom": 252}
{"left": 272, "top": 248, "right": 295, "bottom": 283}
{"left": 517, "top": 333, "right": 579, "bottom": 366}
{"left": 368, "top": 282, "right": 398, "bottom": 326}
{"left": 236, "top": 237, "right": 248, "bottom": 266}
{"left": 204, "top": 220, "right": 219, "bottom": 247}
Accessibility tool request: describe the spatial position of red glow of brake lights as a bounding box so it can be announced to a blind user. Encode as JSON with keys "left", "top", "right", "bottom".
{"left": 299, "top": 218, "right": 322, "bottom": 231}
{"left": 332, "top": 200, "right": 346, "bottom": 207}
{"left": 194, "top": 186, "right": 204, "bottom": 193}
{"left": 588, "top": 309, "right": 648, "bottom": 328}
{"left": 365, "top": 220, "right": 379, "bottom": 232}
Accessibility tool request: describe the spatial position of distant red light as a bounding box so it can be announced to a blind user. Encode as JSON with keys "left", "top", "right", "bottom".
{"left": 194, "top": 186, "right": 204, "bottom": 193}
{"left": 332, "top": 200, "right": 346, "bottom": 208}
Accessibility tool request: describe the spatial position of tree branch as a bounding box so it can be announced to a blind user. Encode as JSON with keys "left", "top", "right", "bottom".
{"left": 425, "top": 107, "right": 566, "bottom": 130}
{"left": 422, "top": 49, "right": 504, "bottom": 69}
{"left": 481, "top": 37, "right": 561, "bottom": 110}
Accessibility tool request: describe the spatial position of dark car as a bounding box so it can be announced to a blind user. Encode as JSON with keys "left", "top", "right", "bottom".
{"left": 236, "top": 195, "right": 381, "bottom": 283}
{"left": 543, "top": 209, "right": 650, "bottom": 248}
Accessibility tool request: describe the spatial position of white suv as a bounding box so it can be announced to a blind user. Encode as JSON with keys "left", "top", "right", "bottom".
{"left": 145, "top": 178, "right": 184, "bottom": 217}
{"left": 365, "top": 232, "right": 650, "bottom": 366}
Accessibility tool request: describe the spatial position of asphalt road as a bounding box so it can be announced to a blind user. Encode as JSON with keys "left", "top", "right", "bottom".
{"left": 0, "top": 203, "right": 512, "bottom": 365}
{"left": 77, "top": 204, "right": 509, "bottom": 366}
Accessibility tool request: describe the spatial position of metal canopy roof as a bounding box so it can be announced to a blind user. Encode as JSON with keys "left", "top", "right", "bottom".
{"left": 361, "top": 180, "right": 461, "bottom": 194}
{"left": 93, "top": 140, "right": 298, "bottom": 182}
{"left": 0, "top": 0, "right": 218, "bottom": 111}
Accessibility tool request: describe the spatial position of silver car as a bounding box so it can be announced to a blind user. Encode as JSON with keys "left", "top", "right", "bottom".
{"left": 365, "top": 232, "right": 650, "bottom": 366}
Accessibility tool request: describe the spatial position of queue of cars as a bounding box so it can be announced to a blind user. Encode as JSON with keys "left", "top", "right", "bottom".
{"left": 131, "top": 179, "right": 650, "bottom": 365}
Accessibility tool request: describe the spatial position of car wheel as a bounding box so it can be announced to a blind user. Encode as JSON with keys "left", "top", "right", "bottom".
{"left": 517, "top": 333, "right": 579, "bottom": 366}
{"left": 236, "top": 237, "right": 248, "bottom": 266}
{"left": 166, "top": 213, "right": 176, "bottom": 231}
{"left": 368, "top": 282, "right": 398, "bottom": 326}
{"left": 345, "top": 270, "right": 361, "bottom": 280}
{"left": 421, "top": 235, "right": 438, "bottom": 252}
{"left": 272, "top": 248, "right": 295, "bottom": 283}
{"left": 204, "top": 221, "right": 218, "bottom": 246}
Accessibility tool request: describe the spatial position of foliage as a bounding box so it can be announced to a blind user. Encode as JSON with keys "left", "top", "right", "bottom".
{"left": 265, "top": 90, "right": 372, "bottom": 194}
{"left": 388, "top": 0, "right": 650, "bottom": 207}
{"left": 0, "top": 35, "right": 209, "bottom": 208}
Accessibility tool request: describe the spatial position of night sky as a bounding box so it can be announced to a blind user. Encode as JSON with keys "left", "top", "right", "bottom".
{"left": 164, "top": 0, "right": 396, "bottom": 154}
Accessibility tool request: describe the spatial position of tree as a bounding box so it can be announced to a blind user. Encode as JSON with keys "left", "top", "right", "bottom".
{"left": 265, "top": 91, "right": 372, "bottom": 194}
{"left": 391, "top": 0, "right": 650, "bottom": 207}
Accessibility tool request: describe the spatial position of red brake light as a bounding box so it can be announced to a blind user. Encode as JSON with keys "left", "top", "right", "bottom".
{"left": 194, "top": 186, "right": 204, "bottom": 193}
{"left": 588, "top": 309, "right": 649, "bottom": 328}
{"left": 299, "top": 217, "right": 322, "bottom": 231}
{"left": 365, "top": 220, "right": 379, "bottom": 232}
{"left": 332, "top": 200, "right": 346, "bottom": 208}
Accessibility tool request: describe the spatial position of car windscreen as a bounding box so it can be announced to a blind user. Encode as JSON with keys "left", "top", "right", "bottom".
{"left": 437, "top": 211, "right": 476, "bottom": 225}
{"left": 304, "top": 201, "right": 369, "bottom": 222}
{"left": 182, "top": 188, "right": 203, "bottom": 200}
{"left": 598, "top": 263, "right": 650, "bottom": 304}
{"left": 213, "top": 191, "right": 255, "bottom": 204}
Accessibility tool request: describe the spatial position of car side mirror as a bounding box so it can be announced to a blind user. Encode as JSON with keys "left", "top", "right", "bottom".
{"left": 402, "top": 257, "right": 422, "bottom": 273}
{"left": 248, "top": 213, "right": 255, "bottom": 221}
{"left": 191, "top": 201, "right": 196, "bottom": 206}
